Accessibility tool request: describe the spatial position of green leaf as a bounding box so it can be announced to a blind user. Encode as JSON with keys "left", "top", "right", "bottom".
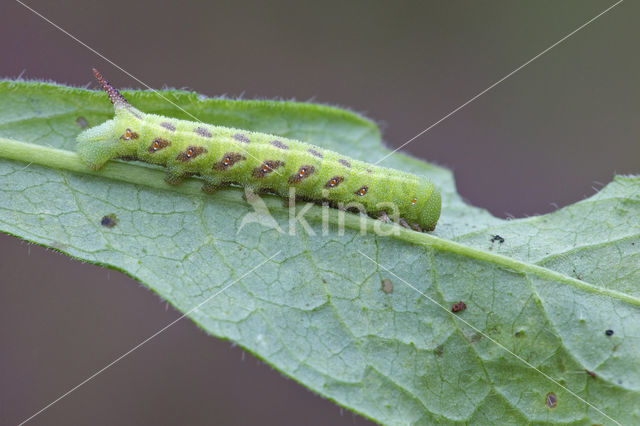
{"left": 1, "top": 80, "right": 638, "bottom": 425}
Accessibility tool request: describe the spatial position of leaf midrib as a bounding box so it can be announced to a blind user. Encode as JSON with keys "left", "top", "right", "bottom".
{"left": 1, "top": 136, "right": 638, "bottom": 309}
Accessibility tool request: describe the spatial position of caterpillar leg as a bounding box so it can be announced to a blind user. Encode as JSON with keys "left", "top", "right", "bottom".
{"left": 201, "top": 179, "right": 229, "bottom": 194}
{"left": 377, "top": 211, "right": 390, "bottom": 223}
{"left": 164, "top": 170, "right": 185, "bottom": 186}
{"left": 398, "top": 218, "right": 411, "bottom": 229}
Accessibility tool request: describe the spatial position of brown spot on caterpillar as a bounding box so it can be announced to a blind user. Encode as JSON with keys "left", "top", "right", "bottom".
{"left": 270, "top": 140, "right": 289, "bottom": 150}
{"left": 338, "top": 159, "right": 351, "bottom": 168}
{"left": 252, "top": 160, "right": 285, "bottom": 178}
{"left": 120, "top": 128, "right": 139, "bottom": 140}
{"left": 194, "top": 127, "right": 212, "bottom": 138}
{"left": 176, "top": 145, "right": 208, "bottom": 162}
{"left": 92, "top": 68, "right": 130, "bottom": 107}
{"left": 451, "top": 301, "right": 466, "bottom": 313}
{"left": 213, "top": 152, "right": 246, "bottom": 171}
{"left": 355, "top": 186, "right": 368, "bottom": 196}
{"left": 160, "top": 122, "right": 176, "bottom": 131}
{"left": 100, "top": 213, "right": 118, "bottom": 228}
{"left": 381, "top": 279, "right": 393, "bottom": 294}
{"left": 233, "top": 133, "right": 250, "bottom": 143}
{"left": 545, "top": 392, "right": 557, "bottom": 409}
{"left": 411, "top": 197, "right": 417, "bottom": 205}
{"left": 288, "top": 165, "right": 316, "bottom": 184}
{"left": 308, "top": 148, "right": 323, "bottom": 158}
{"left": 324, "top": 176, "right": 344, "bottom": 189}
{"left": 148, "top": 138, "right": 171, "bottom": 153}
{"left": 76, "top": 116, "right": 89, "bottom": 129}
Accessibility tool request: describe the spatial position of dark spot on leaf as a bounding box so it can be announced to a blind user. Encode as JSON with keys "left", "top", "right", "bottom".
{"left": 490, "top": 235, "right": 505, "bottom": 243}
{"left": 545, "top": 392, "right": 557, "bottom": 409}
{"left": 514, "top": 329, "right": 525, "bottom": 338}
{"left": 605, "top": 329, "right": 614, "bottom": 336}
{"left": 381, "top": 279, "right": 393, "bottom": 294}
{"left": 101, "top": 214, "right": 118, "bottom": 228}
{"left": 451, "top": 301, "right": 466, "bottom": 313}
{"left": 76, "top": 116, "right": 89, "bottom": 129}
{"left": 585, "top": 370, "right": 597, "bottom": 378}
{"left": 434, "top": 345, "right": 444, "bottom": 357}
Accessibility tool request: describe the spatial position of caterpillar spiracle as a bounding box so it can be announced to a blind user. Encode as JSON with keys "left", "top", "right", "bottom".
{"left": 77, "top": 69, "right": 441, "bottom": 231}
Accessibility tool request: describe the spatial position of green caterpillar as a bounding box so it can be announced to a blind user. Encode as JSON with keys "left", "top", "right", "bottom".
{"left": 77, "top": 69, "right": 441, "bottom": 231}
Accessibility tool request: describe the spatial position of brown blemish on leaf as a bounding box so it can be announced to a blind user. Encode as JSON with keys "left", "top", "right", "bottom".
{"left": 490, "top": 235, "right": 505, "bottom": 243}
{"left": 585, "top": 370, "right": 597, "bottom": 378}
{"left": 288, "top": 165, "right": 315, "bottom": 184}
{"left": 101, "top": 213, "right": 118, "bottom": 228}
{"left": 434, "top": 345, "right": 444, "bottom": 357}
{"left": 148, "top": 138, "right": 171, "bottom": 153}
{"left": 308, "top": 148, "right": 323, "bottom": 158}
{"left": 469, "top": 333, "right": 482, "bottom": 344}
{"left": 381, "top": 279, "right": 393, "bottom": 294}
{"left": 160, "top": 121, "right": 176, "bottom": 131}
{"left": 270, "top": 140, "right": 289, "bottom": 150}
{"left": 76, "top": 116, "right": 89, "bottom": 129}
{"left": 451, "top": 301, "right": 466, "bottom": 313}
{"left": 176, "top": 145, "right": 207, "bottom": 162}
{"left": 194, "top": 127, "right": 212, "bottom": 138}
{"left": 338, "top": 159, "right": 351, "bottom": 168}
{"left": 233, "top": 133, "right": 250, "bottom": 143}
{"left": 213, "top": 152, "right": 246, "bottom": 171}
{"left": 545, "top": 392, "right": 557, "bottom": 409}
{"left": 325, "top": 176, "right": 344, "bottom": 189}
{"left": 252, "top": 160, "right": 285, "bottom": 178}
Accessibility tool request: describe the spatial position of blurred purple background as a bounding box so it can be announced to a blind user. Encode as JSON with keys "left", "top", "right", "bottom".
{"left": 1, "top": 1, "right": 638, "bottom": 424}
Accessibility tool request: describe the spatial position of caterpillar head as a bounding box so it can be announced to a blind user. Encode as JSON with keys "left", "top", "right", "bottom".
{"left": 76, "top": 69, "right": 144, "bottom": 170}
